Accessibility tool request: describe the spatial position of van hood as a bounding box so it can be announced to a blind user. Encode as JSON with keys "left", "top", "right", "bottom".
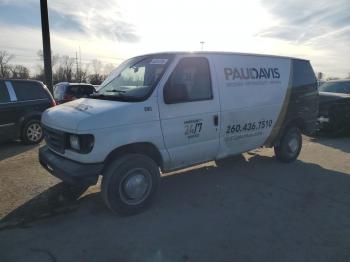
{"left": 42, "top": 98, "right": 158, "bottom": 132}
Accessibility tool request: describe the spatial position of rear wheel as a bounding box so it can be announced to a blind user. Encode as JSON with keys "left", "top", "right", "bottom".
{"left": 101, "top": 154, "right": 160, "bottom": 215}
{"left": 22, "top": 119, "right": 43, "bottom": 144}
{"left": 274, "top": 126, "right": 302, "bottom": 163}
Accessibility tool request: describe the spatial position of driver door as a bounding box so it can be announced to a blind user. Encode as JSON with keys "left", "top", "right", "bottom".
{"left": 158, "top": 56, "right": 220, "bottom": 169}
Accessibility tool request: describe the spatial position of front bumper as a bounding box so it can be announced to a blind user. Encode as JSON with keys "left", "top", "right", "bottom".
{"left": 39, "top": 145, "right": 103, "bottom": 186}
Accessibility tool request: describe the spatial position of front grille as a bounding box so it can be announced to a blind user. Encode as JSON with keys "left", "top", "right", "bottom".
{"left": 43, "top": 125, "right": 66, "bottom": 153}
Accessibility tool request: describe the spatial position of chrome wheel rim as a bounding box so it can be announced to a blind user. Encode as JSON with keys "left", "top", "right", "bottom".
{"left": 27, "top": 123, "right": 42, "bottom": 142}
{"left": 119, "top": 168, "right": 152, "bottom": 205}
{"left": 288, "top": 137, "right": 299, "bottom": 153}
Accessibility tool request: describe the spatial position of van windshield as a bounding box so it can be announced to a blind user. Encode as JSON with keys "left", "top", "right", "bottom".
{"left": 95, "top": 54, "right": 174, "bottom": 101}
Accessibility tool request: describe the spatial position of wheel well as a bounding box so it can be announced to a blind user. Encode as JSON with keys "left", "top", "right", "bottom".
{"left": 18, "top": 114, "right": 41, "bottom": 137}
{"left": 103, "top": 142, "right": 163, "bottom": 172}
{"left": 286, "top": 118, "right": 305, "bottom": 132}
{"left": 274, "top": 118, "right": 305, "bottom": 147}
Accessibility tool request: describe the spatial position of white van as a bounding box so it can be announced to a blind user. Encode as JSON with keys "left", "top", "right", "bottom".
{"left": 39, "top": 52, "right": 318, "bottom": 214}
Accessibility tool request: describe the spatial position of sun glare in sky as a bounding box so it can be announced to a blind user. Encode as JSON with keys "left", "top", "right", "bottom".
{"left": 0, "top": 0, "right": 349, "bottom": 77}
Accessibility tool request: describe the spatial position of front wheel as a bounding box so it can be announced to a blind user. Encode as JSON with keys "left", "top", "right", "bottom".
{"left": 101, "top": 154, "right": 160, "bottom": 215}
{"left": 274, "top": 126, "right": 302, "bottom": 163}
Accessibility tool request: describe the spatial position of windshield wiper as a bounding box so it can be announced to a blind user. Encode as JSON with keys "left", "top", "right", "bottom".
{"left": 105, "top": 89, "right": 126, "bottom": 93}
{"left": 89, "top": 93, "right": 126, "bottom": 101}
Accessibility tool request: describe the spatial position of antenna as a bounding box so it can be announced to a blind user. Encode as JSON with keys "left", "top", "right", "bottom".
{"left": 75, "top": 51, "right": 79, "bottom": 82}
{"left": 79, "top": 46, "right": 81, "bottom": 71}
{"left": 200, "top": 41, "right": 205, "bottom": 51}
{"left": 79, "top": 46, "right": 82, "bottom": 82}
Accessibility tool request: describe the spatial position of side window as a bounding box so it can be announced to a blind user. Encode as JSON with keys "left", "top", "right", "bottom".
{"left": 12, "top": 81, "right": 47, "bottom": 101}
{"left": 0, "top": 82, "right": 10, "bottom": 103}
{"left": 80, "top": 85, "right": 94, "bottom": 96}
{"left": 53, "top": 84, "right": 66, "bottom": 99}
{"left": 68, "top": 86, "right": 80, "bottom": 96}
{"left": 164, "top": 57, "right": 212, "bottom": 104}
{"left": 344, "top": 82, "right": 350, "bottom": 93}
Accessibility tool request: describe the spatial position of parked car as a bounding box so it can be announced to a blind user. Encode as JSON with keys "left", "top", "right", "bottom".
{"left": 319, "top": 80, "right": 350, "bottom": 94}
{"left": 39, "top": 52, "right": 318, "bottom": 215}
{"left": 318, "top": 80, "right": 350, "bottom": 134}
{"left": 0, "top": 79, "right": 55, "bottom": 144}
{"left": 53, "top": 82, "right": 96, "bottom": 104}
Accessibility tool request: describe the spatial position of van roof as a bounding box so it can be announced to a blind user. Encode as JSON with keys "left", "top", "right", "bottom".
{"left": 139, "top": 51, "right": 309, "bottom": 62}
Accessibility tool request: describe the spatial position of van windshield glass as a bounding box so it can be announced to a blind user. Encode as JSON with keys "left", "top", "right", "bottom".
{"left": 96, "top": 54, "right": 174, "bottom": 101}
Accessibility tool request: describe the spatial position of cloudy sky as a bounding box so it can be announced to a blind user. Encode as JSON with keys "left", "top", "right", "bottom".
{"left": 0, "top": 0, "right": 349, "bottom": 77}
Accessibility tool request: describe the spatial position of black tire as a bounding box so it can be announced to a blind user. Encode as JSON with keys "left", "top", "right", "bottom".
{"left": 101, "top": 154, "right": 160, "bottom": 215}
{"left": 22, "top": 119, "right": 44, "bottom": 144}
{"left": 274, "top": 126, "right": 302, "bottom": 163}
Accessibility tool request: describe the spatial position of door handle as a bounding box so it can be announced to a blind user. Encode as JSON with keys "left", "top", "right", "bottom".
{"left": 214, "top": 115, "right": 219, "bottom": 126}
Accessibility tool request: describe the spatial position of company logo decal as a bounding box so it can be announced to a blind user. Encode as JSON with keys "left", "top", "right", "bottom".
{"left": 223, "top": 67, "right": 282, "bottom": 87}
{"left": 224, "top": 67, "right": 280, "bottom": 81}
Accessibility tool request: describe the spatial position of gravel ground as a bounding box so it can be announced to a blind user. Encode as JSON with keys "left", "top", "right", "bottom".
{"left": 0, "top": 136, "right": 350, "bottom": 262}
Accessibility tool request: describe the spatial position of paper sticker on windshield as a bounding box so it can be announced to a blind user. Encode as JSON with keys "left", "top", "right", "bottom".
{"left": 150, "top": 59, "right": 168, "bottom": 65}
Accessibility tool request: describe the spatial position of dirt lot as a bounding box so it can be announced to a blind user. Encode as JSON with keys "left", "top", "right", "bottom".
{"left": 0, "top": 136, "right": 350, "bottom": 262}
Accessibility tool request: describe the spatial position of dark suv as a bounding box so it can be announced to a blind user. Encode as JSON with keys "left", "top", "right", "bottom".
{"left": 0, "top": 79, "right": 55, "bottom": 144}
{"left": 53, "top": 82, "right": 95, "bottom": 104}
{"left": 318, "top": 80, "right": 350, "bottom": 134}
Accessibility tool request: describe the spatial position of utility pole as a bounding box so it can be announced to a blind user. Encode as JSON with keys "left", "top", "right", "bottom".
{"left": 40, "top": 0, "right": 53, "bottom": 93}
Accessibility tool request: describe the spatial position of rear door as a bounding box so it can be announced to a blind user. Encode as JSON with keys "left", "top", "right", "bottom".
{"left": 158, "top": 56, "right": 220, "bottom": 169}
{"left": 11, "top": 81, "right": 52, "bottom": 123}
{"left": 0, "top": 81, "right": 17, "bottom": 141}
{"left": 212, "top": 54, "right": 291, "bottom": 158}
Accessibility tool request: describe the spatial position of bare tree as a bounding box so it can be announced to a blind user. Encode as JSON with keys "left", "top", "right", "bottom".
{"left": 34, "top": 50, "right": 115, "bottom": 85}
{"left": 75, "top": 63, "right": 89, "bottom": 83}
{"left": 11, "top": 65, "right": 30, "bottom": 79}
{"left": 89, "top": 73, "right": 104, "bottom": 85}
{"left": 52, "top": 55, "right": 75, "bottom": 83}
{"left": 37, "top": 50, "right": 60, "bottom": 70}
{"left": 103, "top": 63, "right": 115, "bottom": 75}
{"left": 61, "top": 55, "right": 75, "bottom": 82}
{"left": 37, "top": 50, "right": 60, "bottom": 82}
{"left": 0, "top": 50, "right": 14, "bottom": 78}
{"left": 91, "top": 59, "right": 102, "bottom": 75}
{"left": 89, "top": 59, "right": 104, "bottom": 85}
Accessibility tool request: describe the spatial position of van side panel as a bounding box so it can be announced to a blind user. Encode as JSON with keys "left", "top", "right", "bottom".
{"left": 266, "top": 59, "right": 318, "bottom": 146}
{"left": 212, "top": 54, "right": 291, "bottom": 158}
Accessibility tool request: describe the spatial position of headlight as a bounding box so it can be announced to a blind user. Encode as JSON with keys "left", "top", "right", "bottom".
{"left": 68, "top": 134, "right": 94, "bottom": 153}
{"left": 69, "top": 135, "right": 80, "bottom": 150}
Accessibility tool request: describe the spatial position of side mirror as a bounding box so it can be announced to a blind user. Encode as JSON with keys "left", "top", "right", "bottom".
{"left": 164, "top": 83, "right": 188, "bottom": 104}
